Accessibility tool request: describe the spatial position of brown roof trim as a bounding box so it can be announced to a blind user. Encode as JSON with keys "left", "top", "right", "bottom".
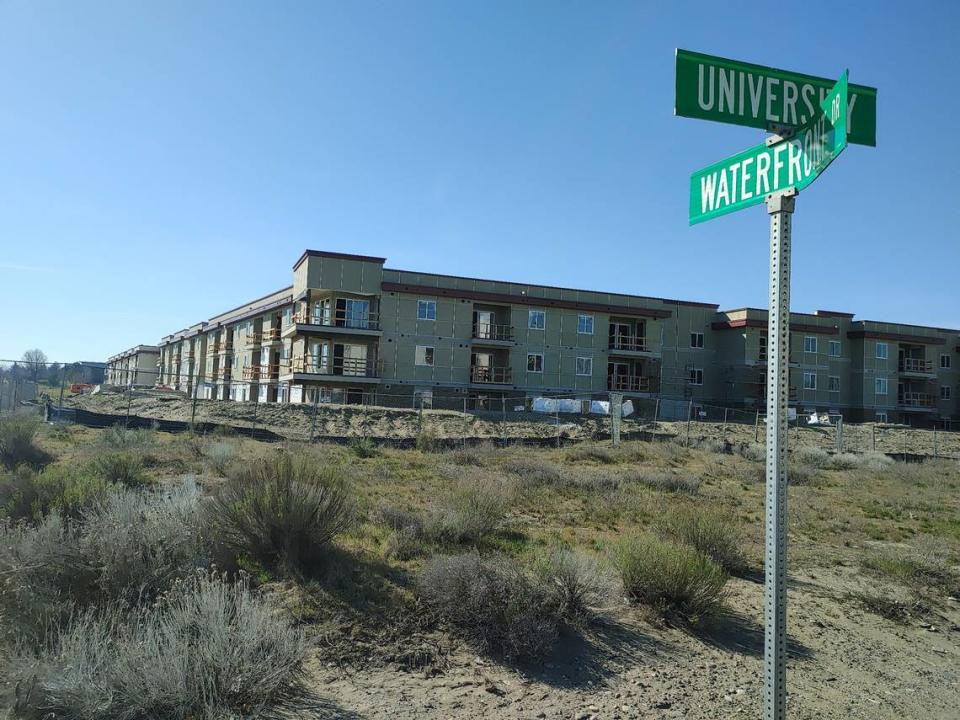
{"left": 847, "top": 330, "right": 946, "bottom": 345}
{"left": 384, "top": 267, "right": 717, "bottom": 308}
{"left": 382, "top": 282, "right": 673, "bottom": 319}
{"left": 816, "top": 309, "right": 855, "bottom": 318}
{"left": 856, "top": 321, "right": 960, "bottom": 334}
{"left": 719, "top": 307, "right": 827, "bottom": 321}
{"left": 712, "top": 319, "right": 839, "bottom": 335}
{"left": 294, "top": 249, "right": 387, "bottom": 269}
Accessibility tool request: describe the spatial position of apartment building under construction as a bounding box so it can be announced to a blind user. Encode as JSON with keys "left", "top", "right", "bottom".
{"left": 105, "top": 249, "right": 960, "bottom": 428}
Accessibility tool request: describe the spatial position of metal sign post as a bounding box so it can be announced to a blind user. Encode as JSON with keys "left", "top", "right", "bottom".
{"left": 764, "top": 188, "right": 795, "bottom": 720}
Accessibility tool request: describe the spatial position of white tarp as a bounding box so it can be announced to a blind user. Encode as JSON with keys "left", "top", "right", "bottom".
{"left": 590, "top": 400, "right": 610, "bottom": 415}
{"left": 622, "top": 400, "right": 635, "bottom": 417}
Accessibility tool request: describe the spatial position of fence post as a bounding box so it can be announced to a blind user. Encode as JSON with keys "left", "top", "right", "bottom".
{"left": 722, "top": 407, "right": 728, "bottom": 435}
{"left": 872, "top": 424, "right": 876, "bottom": 451}
{"left": 836, "top": 417, "right": 843, "bottom": 452}
{"left": 418, "top": 396, "right": 423, "bottom": 435}
{"left": 933, "top": 427, "right": 938, "bottom": 459}
{"left": 686, "top": 399, "right": 692, "bottom": 446}
{"left": 310, "top": 391, "right": 319, "bottom": 442}
{"left": 463, "top": 395, "right": 468, "bottom": 450}
{"left": 755, "top": 408, "right": 761, "bottom": 443}
{"left": 555, "top": 407, "right": 561, "bottom": 449}
{"left": 501, "top": 395, "right": 507, "bottom": 448}
{"left": 125, "top": 386, "right": 132, "bottom": 428}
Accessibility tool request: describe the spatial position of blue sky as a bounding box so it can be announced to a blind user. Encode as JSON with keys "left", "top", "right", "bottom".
{"left": 2, "top": 0, "right": 958, "bottom": 363}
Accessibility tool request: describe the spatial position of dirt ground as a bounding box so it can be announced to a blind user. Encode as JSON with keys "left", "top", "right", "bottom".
{"left": 312, "top": 568, "right": 959, "bottom": 720}
{"left": 68, "top": 388, "right": 960, "bottom": 457}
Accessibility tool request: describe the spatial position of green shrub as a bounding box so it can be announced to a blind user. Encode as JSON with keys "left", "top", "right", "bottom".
{"left": 447, "top": 446, "right": 491, "bottom": 467}
{"left": 418, "top": 554, "right": 560, "bottom": 659}
{"left": 658, "top": 506, "right": 746, "bottom": 574}
{"left": 628, "top": 469, "right": 701, "bottom": 495}
{"left": 1, "top": 464, "right": 114, "bottom": 522}
{"left": 211, "top": 451, "right": 352, "bottom": 574}
{"left": 202, "top": 439, "right": 237, "bottom": 475}
{"left": 0, "top": 466, "right": 43, "bottom": 520}
{"left": 794, "top": 446, "right": 830, "bottom": 467}
{"left": 614, "top": 534, "right": 728, "bottom": 620}
{"left": 348, "top": 436, "right": 379, "bottom": 458}
{"left": 211, "top": 423, "right": 237, "bottom": 438}
{"left": 97, "top": 425, "right": 156, "bottom": 451}
{"left": 565, "top": 444, "right": 616, "bottom": 464}
{"left": 90, "top": 451, "right": 148, "bottom": 487}
{"left": 415, "top": 429, "right": 440, "bottom": 453}
{"left": 14, "top": 573, "right": 314, "bottom": 720}
{"left": 0, "top": 416, "right": 50, "bottom": 470}
{"left": 384, "top": 526, "right": 425, "bottom": 560}
{"left": 739, "top": 443, "right": 766, "bottom": 463}
{"left": 501, "top": 456, "right": 563, "bottom": 485}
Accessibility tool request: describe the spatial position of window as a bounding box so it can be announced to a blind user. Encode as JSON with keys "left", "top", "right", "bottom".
{"left": 941, "top": 354, "right": 952, "bottom": 369}
{"left": 576, "top": 357, "right": 592, "bottom": 376}
{"left": 343, "top": 299, "right": 370, "bottom": 328}
{"left": 758, "top": 334, "right": 768, "bottom": 361}
{"left": 803, "top": 372, "right": 817, "bottom": 390}
{"left": 828, "top": 376, "right": 840, "bottom": 392}
{"left": 804, "top": 336, "right": 817, "bottom": 353}
{"left": 417, "top": 300, "right": 437, "bottom": 321}
{"left": 528, "top": 310, "right": 545, "bottom": 330}
{"left": 941, "top": 386, "right": 952, "bottom": 400}
{"left": 876, "top": 342, "right": 888, "bottom": 359}
{"left": 829, "top": 340, "right": 841, "bottom": 357}
{"left": 527, "top": 353, "right": 543, "bottom": 372}
{"left": 283, "top": 307, "right": 293, "bottom": 326}
{"left": 690, "top": 332, "right": 704, "bottom": 348}
{"left": 415, "top": 346, "right": 434, "bottom": 367}
{"left": 688, "top": 368, "right": 703, "bottom": 385}
{"left": 875, "top": 377, "right": 888, "bottom": 395}
{"left": 577, "top": 314, "right": 594, "bottom": 335}
{"left": 875, "top": 411, "right": 888, "bottom": 423}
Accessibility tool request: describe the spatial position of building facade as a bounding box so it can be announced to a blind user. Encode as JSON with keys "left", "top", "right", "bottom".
{"left": 119, "top": 249, "right": 957, "bottom": 428}
{"left": 105, "top": 345, "right": 160, "bottom": 387}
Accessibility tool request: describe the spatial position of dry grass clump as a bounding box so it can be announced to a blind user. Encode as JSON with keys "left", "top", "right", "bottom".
{"left": 860, "top": 541, "right": 957, "bottom": 595}
{"left": 96, "top": 424, "right": 157, "bottom": 452}
{"left": 614, "top": 533, "right": 728, "bottom": 621}
{"left": 425, "top": 477, "right": 511, "bottom": 545}
{"left": 500, "top": 456, "right": 564, "bottom": 485}
{"left": 626, "top": 469, "right": 701, "bottom": 495}
{"left": 565, "top": 444, "right": 617, "bottom": 464}
{"left": 418, "top": 554, "right": 561, "bottom": 659}
{"left": 348, "top": 436, "right": 380, "bottom": 458}
{"left": 0, "top": 416, "right": 51, "bottom": 470}
{"left": 532, "top": 547, "right": 619, "bottom": 627}
{"left": 738, "top": 442, "right": 767, "bottom": 463}
{"left": 1, "top": 464, "right": 113, "bottom": 521}
{"left": 203, "top": 439, "right": 238, "bottom": 475}
{"left": 658, "top": 505, "right": 747, "bottom": 575}
{"left": 14, "top": 573, "right": 315, "bottom": 720}
{"left": 212, "top": 451, "right": 353, "bottom": 575}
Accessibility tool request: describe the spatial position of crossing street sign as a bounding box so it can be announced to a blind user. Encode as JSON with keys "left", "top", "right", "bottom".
{"left": 675, "top": 49, "right": 875, "bottom": 147}
{"left": 689, "top": 72, "right": 847, "bottom": 225}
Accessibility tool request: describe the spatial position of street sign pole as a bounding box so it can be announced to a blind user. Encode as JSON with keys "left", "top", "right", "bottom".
{"left": 764, "top": 187, "right": 795, "bottom": 720}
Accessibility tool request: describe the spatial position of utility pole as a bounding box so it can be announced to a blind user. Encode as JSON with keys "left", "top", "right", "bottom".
{"left": 763, "top": 189, "right": 795, "bottom": 720}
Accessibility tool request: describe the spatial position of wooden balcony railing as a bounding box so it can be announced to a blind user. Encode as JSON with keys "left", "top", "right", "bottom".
{"left": 289, "top": 356, "right": 379, "bottom": 377}
{"left": 899, "top": 358, "right": 932, "bottom": 373}
{"left": 292, "top": 309, "right": 381, "bottom": 331}
{"left": 609, "top": 335, "right": 650, "bottom": 353}
{"left": 899, "top": 392, "right": 936, "bottom": 407}
{"left": 241, "top": 366, "right": 260, "bottom": 381}
{"left": 472, "top": 323, "right": 514, "bottom": 342}
{"left": 470, "top": 366, "right": 512, "bottom": 384}
{"left": 607, "top": 374, "right": 650, "bottom": 392}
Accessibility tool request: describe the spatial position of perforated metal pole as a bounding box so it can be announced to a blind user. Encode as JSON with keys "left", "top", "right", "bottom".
{"left": 764, "top": 190, "right": 795, "bottom": 720}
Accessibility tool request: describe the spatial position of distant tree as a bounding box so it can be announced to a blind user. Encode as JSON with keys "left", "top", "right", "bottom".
{"left": 47, "top": 362, "right": 62, "bottom": 387}
{"left": 64, "top": 363, "right": 86, "bottom": 384}
{"left": 21, "top": 349, "right": 47, "bottom": 384}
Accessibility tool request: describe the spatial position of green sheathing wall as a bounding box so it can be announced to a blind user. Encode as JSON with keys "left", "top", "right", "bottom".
{"left": 299, "top": 256, "right": 383, "bottom": 296}
{"left": 660, "top": 305, "right": 723, "bottom": 403}
{"left": 936, "top": 344, "right": 958, "bottom": 420}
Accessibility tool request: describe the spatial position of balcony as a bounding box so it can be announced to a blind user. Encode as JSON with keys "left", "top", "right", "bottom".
{"left": 607, "top": 375, "right": 650, "bottom": 392}
{"left": 241, "top": 366, "right": 261, "bottom": 381}
{"left": 472, "top": 322, "right": 514, "bottom": 344}
{"left": 609, "top": 335, "right": 652, "bottom": 354}
{"left": 242, "top": 364, "right": 279, "bottom": 382}
{"left": 898, "top": 358, "right": 934, "bottom": 375}
{"left": 470, "top": 366, "right": 512, "bottom": 385}
{"left": 288, "top": 356, "right": 380, "bottom": 380}
{"left": 899, "top": 392, "right": 936, "bottom": 409}
{"left": 290, "top": 309, "right": 381, "bottom": 332}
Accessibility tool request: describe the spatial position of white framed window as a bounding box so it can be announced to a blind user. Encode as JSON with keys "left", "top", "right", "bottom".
{"left": 688, "top": 368, "right": 703, "bottom": 385}
{"left": 828, "top": 376, "right": 840, "bottom": 393}
{"left": 941, "top": 386, "right": 952, "bottom": 400}
{"left": 528, "top": 310, "right": 545, "bottom": 330}
{"left": 758, "top": 334, "right": 768, "bottom": 361}
{"left": 527, "top": 353, "right": 543, "bottom": 373}
{"left": 829, "top": 340, "right": 841, "bottom": 357}
{"left": 576, "top": 357, "right": 593, "bottom": 376}
{"left": 803, "top": 336, "right": 817, "bottom": 353}
{"left": 577, "top": 314, "right": 594, "bottom": 335}
{"left": 417, "top": 300, "right": 437, "bottom": 321}
{"left": 690, "top": 332, "right": 704, "bottom": 348}
{"left": 941, "top": 354, "right": 952, "bottom": 369}
{"left": 415, "top": 345, "right": 435, "bottom": 367}
{"left": 876, "top": 342, "right": 888, "bottom": 360}
{"left": 875, "top": 377, "right": 888, "bottom": 395}
{"left": 875, "top": 411, "right": 888, "bottom": 423}
{"left": 803, "top": 372, "right": 817, "bottom": 390}
{"left": 282, "top": 307, "right": 293, "bottom": 326}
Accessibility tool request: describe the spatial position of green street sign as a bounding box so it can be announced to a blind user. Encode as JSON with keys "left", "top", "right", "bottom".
{"left": 689, "top": 72, "right": 847, "bottom": 225}
{"left": 676, "top": 49, "right": 875, "bottom": 147}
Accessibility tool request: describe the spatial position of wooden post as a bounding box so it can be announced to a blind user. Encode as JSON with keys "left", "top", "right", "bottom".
{"left": 686, "top": 399, "right": 692, "bottom": 446}
{"left": 872, "top": 424, "right": 876, "bottom": 451}
{"left": 722, "top": 407, "right": 728, "bottom": 434}
{"left": 755, "top": 408, "right": 761, "bottom": 443}
{"left": 501, "top": 395, "right": 507, "bottom": 447}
